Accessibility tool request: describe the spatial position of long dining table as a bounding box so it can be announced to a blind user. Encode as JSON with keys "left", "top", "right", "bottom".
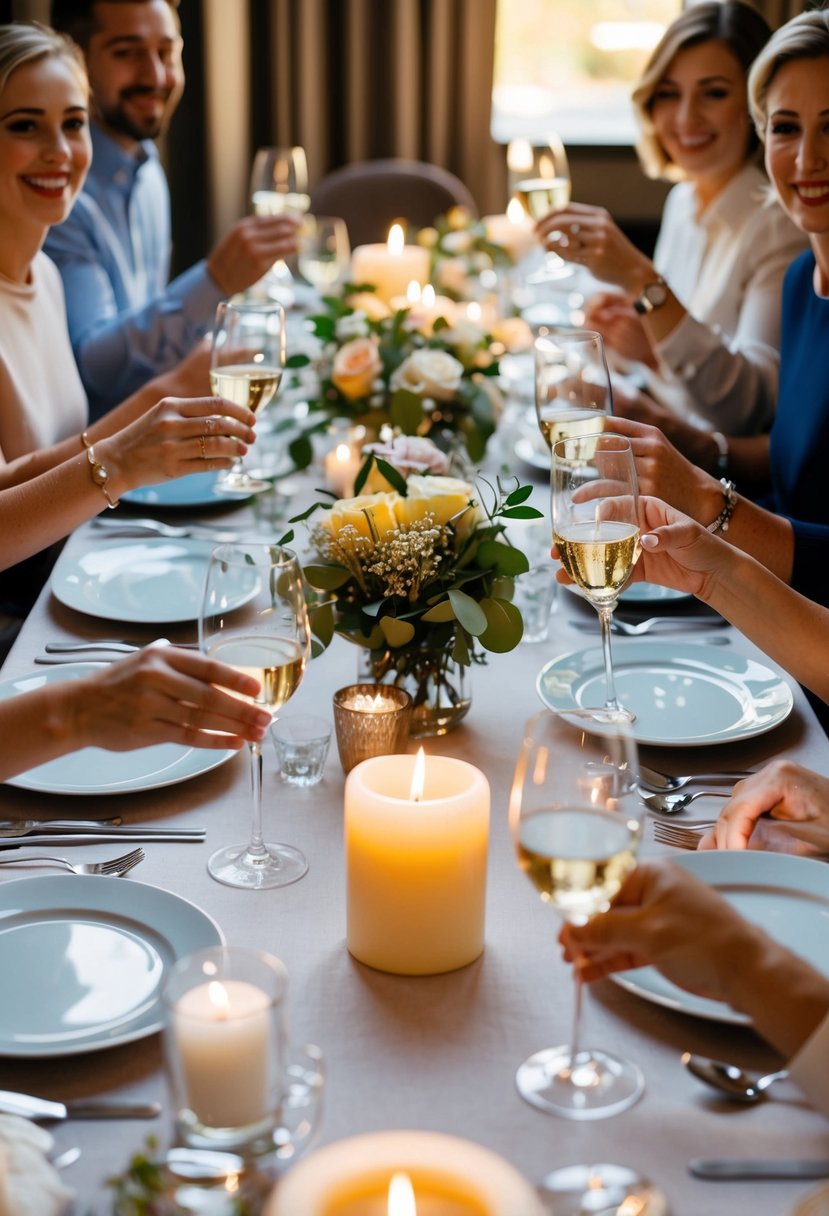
{"left": 1, "top": 449, "right": 829, "bottom": 1216}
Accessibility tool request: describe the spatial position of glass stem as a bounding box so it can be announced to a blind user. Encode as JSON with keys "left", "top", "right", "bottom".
{"left": 569, "top": 971, "right": 585, "bottom": 1067}
{"left": 598, "top": 606, "right": 621, "bottom": 711}
{"left": 247, "top": 741, "right": 267, "bottom": 858}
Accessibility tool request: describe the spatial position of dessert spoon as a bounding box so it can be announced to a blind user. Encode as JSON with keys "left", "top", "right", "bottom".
{"left": 682, "top": 1052, "right": 789, "bottom": 1103}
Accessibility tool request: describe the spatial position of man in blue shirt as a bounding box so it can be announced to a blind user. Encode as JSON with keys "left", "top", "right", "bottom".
{"left": 47, "top": 0, "right": 299, "bottom": 418}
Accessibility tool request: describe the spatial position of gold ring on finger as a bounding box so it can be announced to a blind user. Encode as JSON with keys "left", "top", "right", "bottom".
{"left": 199, "top": 434, "right": 207, "bottom": 459}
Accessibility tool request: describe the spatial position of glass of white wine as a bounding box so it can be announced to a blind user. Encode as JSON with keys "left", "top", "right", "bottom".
{"left": 199, "top": 543, "right": 311, "bottom": 890}
{"left": 511, "top": 133, "right": 573, "bottom": 281}
{"left": 552, "top": 432, "right": 641, "bottom": 722}
{"left": 210, "top": 300, "right": 286, "bottom": 495}
{"left": 510, "top": 709, "right": 645, "bottom": 1121}
{"left": 534, "top": 328, "right": 612, "bottom": 452}
{"left": 250, "top": 145, "right": 311, "bottom": 304}
{"left": 298, "top": 215, "right": 351, "bottom": 294}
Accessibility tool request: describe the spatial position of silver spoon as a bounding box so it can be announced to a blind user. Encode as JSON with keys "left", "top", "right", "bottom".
{"left": 638, "top": 789, "right": 731, "bottom": 815}
{"left": 638, "top": 763, "right": 755, "bottom": 793}
{"left": 683, "top": 1052, "right": 789, "bottom": 1103}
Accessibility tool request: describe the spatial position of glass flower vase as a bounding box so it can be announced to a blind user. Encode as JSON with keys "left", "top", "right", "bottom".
{"left": 357, "top": 640, "right": 471, "bottom": 738}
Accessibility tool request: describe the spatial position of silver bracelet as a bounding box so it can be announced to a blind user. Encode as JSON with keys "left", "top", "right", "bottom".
{"left": 706, "top": 478, "right": 738, "bottom": 536}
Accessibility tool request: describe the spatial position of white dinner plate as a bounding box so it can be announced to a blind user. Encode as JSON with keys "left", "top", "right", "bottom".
{"left": 562, "top": 580, "right": 690, "bottom": 605}
{"left": 613, "top": 852, "right": 829, "bottom": 1025}
{"left": 121, "top": 470, "right": 251, "bottom": 508}
{"left": 50, "top": 538, "right": 254, "bottom": 624}
{"left": 537, "top": 640, "right": 794, "bottom": 747}
{"left": 0, "top": 875, "right": 222, "bottom": 1056}
{"left": 0, "top": 665, "right": 237, "bottom": 795}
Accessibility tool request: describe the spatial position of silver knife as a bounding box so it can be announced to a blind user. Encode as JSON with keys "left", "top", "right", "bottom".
{"left": 44, "top": 640, "right": 198, "bottom": 653}
{"left": 90, "top": 518, "right": 240, "bottom": 542}
{"left": 0, "top": 831, "right": 205, "bottom": 848}
{"left": 0, "top": 1089, "right": 160, "bottom": 1121}
{"left": 0, "top": 824, "right": 204, "bottom": 839}
{"left": 689, "top": 1158, "right": 829, "bottom": 1180}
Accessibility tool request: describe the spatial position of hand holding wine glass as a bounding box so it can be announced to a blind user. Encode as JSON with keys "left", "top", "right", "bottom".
{"left": 510, "top": 133, "right": 573, "bottom": 281}
{"left": 509, "top": 710, "right": 645, "bottom": 1123}
{"left": 552, "top": 432, "right": 641, "bottom": 722}
{"left": 250, "top": 145, "right": 310, "bottom": 304}
{"left": 534, "top": 328, "right": 612, "bottom": 451}
{"left": 199, "top": 543, "right": 311, "bottom": 889}
{"left": 210, "top": 299, "right": 285, "bottom": 495}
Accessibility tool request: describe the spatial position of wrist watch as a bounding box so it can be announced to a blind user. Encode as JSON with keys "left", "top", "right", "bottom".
{"left": 633, "top": 276, "right": 668, "bottom": 315}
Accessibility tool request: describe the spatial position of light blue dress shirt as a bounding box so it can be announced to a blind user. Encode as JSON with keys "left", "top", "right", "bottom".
{"left": 44, "top": 125, "right": 224, "bottom": 419}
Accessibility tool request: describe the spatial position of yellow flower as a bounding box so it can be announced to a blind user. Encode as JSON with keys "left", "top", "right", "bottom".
{"left": 394, "top": 475, "right": 481, "bottom": 533}
{"left": 331, "top": 337, "right": 382, "bottom": 400}
{"left": 322, "top": 492, "right": 400, "bottom": 541}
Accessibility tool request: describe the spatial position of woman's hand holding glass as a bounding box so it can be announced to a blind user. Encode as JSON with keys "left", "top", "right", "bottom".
{"left": 510, "top": 133, "right": 574, "bottom": 282}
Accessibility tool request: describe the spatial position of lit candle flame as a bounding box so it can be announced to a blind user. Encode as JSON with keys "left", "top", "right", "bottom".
{"left": 507, "top": 197, "right": 526, "bottom": 225}
{"left": 421, "top": 284, "right": 436, "bottom": 307}
{"left": 409, "top": 748, "right": 426, "bottom": 803}
{"left": 207, "top": 980, "right": 229, "bottom": 1017}
{"left": 335, "top": 443, "right": 351, "bottom": 463}
{"left": 388, "top": 1171, "right": 417, "bottom": 1216}
{"left": 507, "top": 137, "right": 533, "bottom": 174}
{"left": 466, "top": 301, "right": 482, "bottom": 323}
{"left": 406, "top": 279, "right": 422, "bottom": 304}
{"left": 388, "top": 223, "right": 405, "bottom": 255}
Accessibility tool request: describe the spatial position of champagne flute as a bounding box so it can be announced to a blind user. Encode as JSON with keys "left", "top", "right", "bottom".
{"left": 510, "top": 709, "right": 645, "bottom": 1122}
{"left": 298, "top": 215, "right": 351, "bottom": 293}
{"left": 250, "top": 145, "right": 310, "bottom": 305}
{"left": 200, "top": 543, "right": 311, "bottom": 889}
{"left": 552, "top": 433, "right": 640, "bottom": 722}
{"left": 511, "top": 133, "right": 573, "bottom": 281}
{"left": 210, "top": 300, "right": 285, "bottom": 495}
{"left": 534, "top": 328, "right": 612, "bottom": 452}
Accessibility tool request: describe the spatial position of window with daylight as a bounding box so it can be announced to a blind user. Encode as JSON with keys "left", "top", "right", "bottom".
{"left": 492, "top": 0, "right": 682, "bottom": 146}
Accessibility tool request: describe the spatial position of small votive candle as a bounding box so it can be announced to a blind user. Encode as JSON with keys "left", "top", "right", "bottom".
{"left": 333, "top": 683, "right": 412, "bottom": 773}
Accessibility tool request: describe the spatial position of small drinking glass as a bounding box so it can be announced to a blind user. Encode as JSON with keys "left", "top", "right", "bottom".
{"left": 552, "top": 432, "right": 641, "bottom": 722}
{"left": 534, "top": 328, "right": 612, "bottom": 452}
{"left": 271, "top": 714, "right": 331, "bottom": 787}
{"left": 199, "top": 543, "right": 311, "bottom": 889}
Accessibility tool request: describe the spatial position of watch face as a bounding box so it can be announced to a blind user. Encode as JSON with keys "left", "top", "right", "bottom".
{"left": 644, "top": 281, "right": 667, "bottom": 308}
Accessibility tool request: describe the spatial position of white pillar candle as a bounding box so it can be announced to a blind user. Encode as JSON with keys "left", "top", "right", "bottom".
{"left": 345, "top": 752, "right": 489, "bottom": 975}
{"left": 324, "top": 441, "right": 364, "bottom": 498}
{"left": 351, "top": 224, "right": 430, "bottom": 305}
{"left": 171, "top": 979, "right": 271, "bottom": 1127}
{"left": 264, "top": 1130, "right": 547, "bottom": 1216}
{"left": 482, "top": 203, "right": 535, "bottom": 264}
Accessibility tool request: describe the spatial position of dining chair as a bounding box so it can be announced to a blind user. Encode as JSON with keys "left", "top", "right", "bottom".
{"left": 309, "top": 158, "right": 478, "bottom": 246}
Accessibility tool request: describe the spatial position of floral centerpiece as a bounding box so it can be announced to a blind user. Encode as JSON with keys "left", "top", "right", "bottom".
{"left": 298, "top": 437, "right": 542, "bottom": 737}
{"left": 416, "top": 204, "right": 533, "bottom": 300}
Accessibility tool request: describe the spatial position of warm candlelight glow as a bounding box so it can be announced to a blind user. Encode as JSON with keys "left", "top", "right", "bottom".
{"left": 409, "top": 747, "right": 426, "bottom": 803}
{"left": 406, "top": 280, "right": 422, "bottom": 303}
{"left": 388, "top": 1172, "right": 416, "bottom": 1216}
{"left": 208, "top": 981, "right": 229, "bottom": 1016}
{"left": 507, "top": 137, "right": 533, "bottom": 174}
{"left": 334, "top": 443, "right": 351, "bottom": 464}
{"left": 388, "top": 224, "right": 405, "bottom": 256}
{"left": 507, "top": 197, "right": 526, "bottom": 225}
{"left": 421, "top": 284, "right": 436, "bottom": 308}
{"left": 347, "top": 692, "right": 398, "bottom": 713}
{"left": 466, "top": 301, "right": 482, "bottom": 323}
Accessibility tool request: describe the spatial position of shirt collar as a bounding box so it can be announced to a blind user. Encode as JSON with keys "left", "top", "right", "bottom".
{"left": 90, "top": 123, "right": 158, "bottom": 193}
{"left": 699, "top": 162, "right": 766, "bottom": 233}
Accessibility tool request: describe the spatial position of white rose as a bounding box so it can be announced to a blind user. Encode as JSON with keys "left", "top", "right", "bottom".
{"left": 395, "top": 475, "right": 483, "bottom": 534}
{"left": 335, "top": 310, "right": 371, "bottom": 341}
{"left": 441, "top": 230, "right": 473, "bottom": 255}
{"left": 390, "top": 350, "right": 464, "bottom": 402}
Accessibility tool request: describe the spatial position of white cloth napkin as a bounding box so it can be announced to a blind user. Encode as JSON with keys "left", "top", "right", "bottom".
{"left": 0, "top": 1114, "right": 73, "bottom": 1216}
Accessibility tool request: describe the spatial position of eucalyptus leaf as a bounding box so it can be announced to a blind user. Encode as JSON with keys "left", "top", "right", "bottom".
{"left": 475, "top": 539, "right": 529, "bottom": 575}
{"left": 289, "top": 433, "right": 314, "bottom": 470}
{"left": 421, "top": 599, "right": 457, "bottom": 623}
{"left": 390, "top": 388, "right": 426, "bottom": 435}
{"left": 302, "top": 563, "right": 352, "bottom": 591}
{"left": 380, "top": 616, "right": 416, "bottom": 646}
{"left": 448, "top": 588, "right": 487, "bottom": 635}
{"left": 285, "top": 352, "right": 310, "bottom": 369}
{"left": 479, "top": 597, "right": 524, "bottom": 653}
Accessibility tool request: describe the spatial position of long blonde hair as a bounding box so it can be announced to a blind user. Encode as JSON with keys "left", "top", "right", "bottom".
{"left": 632, "top": 1, "right": 771, "bottom": 181}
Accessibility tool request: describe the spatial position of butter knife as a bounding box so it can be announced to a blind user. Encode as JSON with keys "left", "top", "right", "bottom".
{"left": 689, "top": 1158, "right": 829, "bottom": 1180}
{"left": 0, "top": 823, "right": 204, "bottom": 839}
{"left": 0, "top": 1089, "right": 160, "bottom": 1121}
{"left": 44, "top": 640, "right": 198, "bottom": 653}
{"left": 0, "top": 830, "right": 205, "bottom": 848}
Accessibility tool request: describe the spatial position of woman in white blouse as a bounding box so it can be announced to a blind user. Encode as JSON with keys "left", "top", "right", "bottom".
{"left": 537, "top": 1, "right": 806, "bottom": 470}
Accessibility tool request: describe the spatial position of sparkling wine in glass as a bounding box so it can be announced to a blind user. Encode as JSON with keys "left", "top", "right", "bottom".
{"left": 250, "top": 145, "right": 310, "bottom": 305}
{"left": 298, "top": 215, "right": 351, "bottom": 293}
{"left": 552, "top": 433, "right": 640, "bottom": 722}
{"left": 200, "top": 543, "right": 311, "bottom": 890}
{"left": 210, "top": 299, "right": 285, "bottom": 495}
{"left": 510, "top": 133, "right": 573, "bottom": 281}
{"left": 534, "top": 328, "right": 612, "bottom": 452}
{"left": 510, "top": 709, "right": 645, "bottom": 1120}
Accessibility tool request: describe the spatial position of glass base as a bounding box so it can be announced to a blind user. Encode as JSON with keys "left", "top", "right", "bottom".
{"left": 208, "top": 842, "right": 308, "bottom": 889}
{"left": 516, "top": 1045, "right": 644, "bottom": 1120}
{"left": 538, "top": 1163, "right": 669, "bottom": 1216}
{"left": 585, "top": 705, "right": 638, "bottom": 726}
{"left": 214, "top": 471, "right": 271, "bottom": 497}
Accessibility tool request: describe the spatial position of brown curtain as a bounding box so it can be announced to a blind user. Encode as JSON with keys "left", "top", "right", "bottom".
{"left": 187, "top": 0, "right": 507, "bottom": 253}
{"left": 746, "top": 0, "right": 809, "bottom": 24}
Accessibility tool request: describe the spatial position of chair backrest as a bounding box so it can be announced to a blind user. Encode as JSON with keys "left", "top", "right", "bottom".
{"left": 309, "top": 158, "right": 478, "bottom": 247}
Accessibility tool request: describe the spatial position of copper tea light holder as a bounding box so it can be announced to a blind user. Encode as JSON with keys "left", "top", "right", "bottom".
{"left": 333, "top": 684, "right": 413, "bottom": 773}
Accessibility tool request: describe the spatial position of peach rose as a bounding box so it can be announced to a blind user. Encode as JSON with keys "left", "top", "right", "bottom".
{"left": 393, "top": 475, "right": 481, "bottom": 533}
{"left": 331, "top": 337, "right": 382, "bottom": 401}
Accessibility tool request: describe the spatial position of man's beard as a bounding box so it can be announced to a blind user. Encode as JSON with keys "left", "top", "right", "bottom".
{"left": 98, "top": 88, "right": 170, "bottom": 142}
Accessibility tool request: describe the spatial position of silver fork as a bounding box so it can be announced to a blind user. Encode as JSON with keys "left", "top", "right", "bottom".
{"left": 573, "top": 615, "right": 730, "bottom": 637}
{"left": 0, "top": 847, "right": 145, "bottom": 876}
{"left": 652, "top": 822, "right": 713, "bottom": 849}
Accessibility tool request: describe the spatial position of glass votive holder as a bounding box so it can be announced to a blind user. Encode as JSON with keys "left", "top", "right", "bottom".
{"left": 271, "top": 713, "right": 332, "bottom": 786}
{"left": 163, "top": 946, "right": 289, "bottom": 1152}
{"left": 333, "top": 683, "right": 412, "bottom": 773}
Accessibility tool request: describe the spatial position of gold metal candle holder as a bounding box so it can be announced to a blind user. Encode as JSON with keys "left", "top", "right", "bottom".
{"left": 333, "top": 684, "right": 412, "bottom": 773}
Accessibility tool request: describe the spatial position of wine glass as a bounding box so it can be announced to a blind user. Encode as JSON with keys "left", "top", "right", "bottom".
{"left": 199, "top": 543, "right": 311, "bottom": 890}
{"left": 210, "top": 299, "right": 286, "bottom": 495}
{"left": 250, "top": 145, "right": 310, "bottom": 304}
{"left": 552, "top": 432, "right": 640, "bottom": 722}
{"left": 298, "top": 215, "right": 351, "bottom": 293}
{"left": 510, "top": 133, "right": 573, "bottom": 281}
{"left": 509, "top": 709, "right": 645, "bottom": 1121}
{"left": 534, "top": 328, "right": 612, "bottom": 452}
